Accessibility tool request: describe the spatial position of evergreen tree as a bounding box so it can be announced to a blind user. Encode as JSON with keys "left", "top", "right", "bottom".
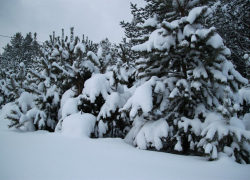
{"left": 51, "top": 28, "right": 98, "bottom": 96}
{"left": 6, "top": 31, "right": 61, "bottom": 131}
{"left": 9, "top": 32, "right": 24, "bottom": 70}
{"left": 1, "top": 32, "right": 41, "bottom": 71}
{"left": 121, "top": 3, "right": 250, "bottom": 163}
{"left": 1, "top": 43, "right": 12, "bottom": 68}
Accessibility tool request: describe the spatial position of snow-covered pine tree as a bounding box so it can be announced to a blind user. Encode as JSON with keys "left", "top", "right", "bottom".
{"left": 77, "top": 71, "right": 132, "bottom": 138}
{"left": 94, "top": 39, "right": 138, "bottom": 138}
{"left": 70, "top": 33, "right": 98, "bottom": 95}
{"left": 51, "top": 28, "right": 98, "bottom": 96}
{"left": 6, "top": 92, "right": 35, "bottom": 131}
{"left": 40, "top": 29, "right": 99, "bottom": 131}
{"left": 9, "top": 32, "right": 24, "bottom": 71}
{"left": 75, "top": 38, "right": 136, "bottom": 138}
{"left": 121, "top": 3, "right": 250, "bottom": 163}
{"left": 78, "top": 38, "right": 116, "bottom": 114}
{"left": 16, "top": 32, "right": 62, "bottom": 131}
{"left": 1, "top": 32, "right": 40, "bottom": 72}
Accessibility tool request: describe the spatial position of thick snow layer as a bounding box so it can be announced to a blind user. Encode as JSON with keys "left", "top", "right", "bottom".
{"left": 179, "top": 117, "right": 202, "bottom": 136}
{"left": 206, "top": 34, "right": 224, "bottom": 49}
{"left": 162, "top": 20, "right": 179, "bottom": 31}
{"left": 60, "top": 112, "right": 96, "bottom": 138}
{"left": 61, "top": 97, "right": 79, "bottom": 119}
{"left": 74, "top": 43, "right": 86, "bottom": 54}
{"left": 81, "top": 60, "right": 99, "bottom": 73}
{"left": 17, "top": 92, "right": 34, "bottom": 114}
{"left": 51, "top": 48, "right": 60, "bottom": 57}
{"left": 180, "top": 113, "right": 250, "bottom": 143}
{"left": 195, "top": 27, "right": 216, "bottom": 40}
{"left": 97, "top": 46, "right": 103, "bottom": 59}
{"left": 82, "top": 74, "right": 113, "bottom": 103}
{"left": 211, "top": 68, "right": 227, "bottom": 82}
{"left": 222, "top": 61, "right": 248, "bottom": 85}
{"left": 134, "top": 118, "right": 169, "bottom": 150}
{"left": 201, "top": 120, "right": 250, "bottom": 142}
{"left": 230, "top": 117, "right": 245, "bottom": 130}
{"left": 193, "top": 66, "right": 208, "bottom": 79}
{"left": 0, "top": 115, "right": 250, "bottom": 180}
{"left": 98, "top": 120, "right": 108, "bottom": 138}
{"left": 121, "top": 77, "right": 165, "bottom": 118}
{"left": 97, "top": 92, "right": 131, "bottom": 120}
{"left": 186, "top": 6, "right": 208, "bottom": 24}
{"left": 58, "top": 88, "right": 76, "bottom": 120}
{"left": 143, "top": 16, "right": 158, "bottom": 27}
{"left": 87, "top": 51, "right": 100, "bottom": 66}
{"left": 132, "top": 28, "right": 176, "bottom": 52}
{"left": 239, "top": 88, "right": 250, "bottom": 104}
{"left": 183, "top": 24, "right": 196, "bottom": 37}
{"left": 0, "top": 102, "right": 14, "bottom": 119}
{"left": 60, "top": 88, "right": 76, "bottom": 109}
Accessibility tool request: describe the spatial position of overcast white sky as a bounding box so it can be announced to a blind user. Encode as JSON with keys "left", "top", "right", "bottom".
{"left": 0, "top": 0, "right": 146, "bottom": 54}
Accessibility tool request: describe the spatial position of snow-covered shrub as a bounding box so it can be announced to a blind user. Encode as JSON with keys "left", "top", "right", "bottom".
{"left": 4, "top": 62, "right": 27, "bottom": 99}
{"left": 55, "top": 88, "right": 78, "bottom": 132}
{"left": 199, "top": 114, "right": 250, "bottom": 163}
{"left": 20, "top": 29, "right": 98, "bottom": 131}
{"left": 18, "top": 34, "right": 65, "bottom": 131}
{"left": 5, "top": 92, "right": 36, "bottom": 131}
{"left": 120, "top": 76, "right": 173, "bottom": 150}
{"left": 31, "top": 84, "right": 60, "bottom": 131}
{"left": 77, "top": 72, "right": 131, "bottom": 138}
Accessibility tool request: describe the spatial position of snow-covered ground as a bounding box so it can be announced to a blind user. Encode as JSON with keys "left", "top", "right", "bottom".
{"left": 0, "top": 116, "right": 249, "bottom": 180}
